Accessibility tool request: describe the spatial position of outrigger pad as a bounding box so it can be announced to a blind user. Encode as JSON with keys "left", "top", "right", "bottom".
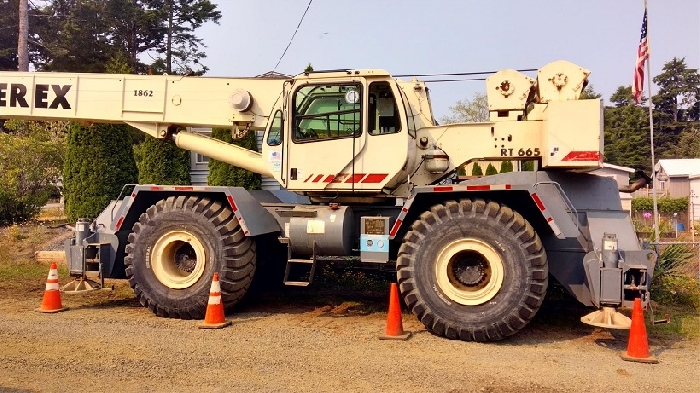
{"left": 61, "top": 278, "right": 101, "bottom": 294}
{"left": 581, "top": 306, "right": 632, "bottom": 330}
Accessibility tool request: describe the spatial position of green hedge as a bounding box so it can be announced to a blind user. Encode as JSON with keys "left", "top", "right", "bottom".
{"left": 632, "top": 196, "right": 688, "bottom": 213}
{"left": 134, "top": 135, "right": 191, "bottom": 185}
{"left": 207, "top": 129, "right": 261, "bottom": 189}
{"left": 63, "top": 123, "right": 138, "bottom": 221}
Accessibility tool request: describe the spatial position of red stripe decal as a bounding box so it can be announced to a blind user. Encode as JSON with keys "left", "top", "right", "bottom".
{"left": 505, "top": 184, "right": 512, "bottom": 190}
{"left": 531, "top": 193, "right": 545, "bottom": 211}
{"left": 360, "top": 173, "right": 389, "bottom": 183}
{"left": 323, "top": 175, "right": 335, "bottom": 183}
{"left": 433, "top": 186, "right": 454, "bottom": 192}
{"left": 226, "top": 196, "right": 238, "bottom": 212}
{"left": 174, "top": 186, "right": 193, "bottom": 191}
{"left": 131, "top": 193, "right": 136, "bottom": 198}
{"left": 547, "top": 217, "right": 553, "bottom": 222}
{"left": 149, "top": 186, "right": 163, "bottom": 191}
{"left": 402, "top": 207, "right": 408, "bottom": 213}
{"left": 115, "top": 216, "right": 124, "bottom": 231}
{"left": 344, "top": 174, "right": 366, "bottom": 183}
{"left": 303, "top": 174, "right": 314, "bottom": 183}
{"left": 466, "top": 185, "right": 490, "bottom": 191}
{"left": 312, "top": 174, "right": 324, "bottom": 183}
{"left": 561, "top": 151, "right": 600, "bottom": 161}
{"left": 390, "top": 219, "right": 403, "bottom": 237}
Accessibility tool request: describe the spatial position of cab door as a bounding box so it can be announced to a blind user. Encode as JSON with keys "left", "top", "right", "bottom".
{"left": 284, "top": 82, "right": 367, "bottom": 192}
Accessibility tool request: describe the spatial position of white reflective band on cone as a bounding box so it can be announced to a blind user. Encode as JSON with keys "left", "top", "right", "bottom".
{"left": 46, "top": 282, "right": 60, "bottom": 291}
{"left": 210, "top": 280, "right": 221, "bottom": 293}
{"left": 208, "top": 294, "right": 222, "bottom": 305}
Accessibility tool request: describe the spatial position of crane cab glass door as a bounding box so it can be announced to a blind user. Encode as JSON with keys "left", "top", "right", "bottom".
{"left": 285, "top": 83, "right": 364, "bottom": 191}
{"left": 284, "top": 80, "right": 407, "bottom": 192}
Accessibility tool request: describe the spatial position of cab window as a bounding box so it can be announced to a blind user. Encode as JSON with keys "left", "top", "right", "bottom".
{"left": 368, "top": 82, "right": 401, "bottom": 135}
{"left": 292, "top": 84, "right": 362, "bottom": 142}
{"left": 266, "top": 110, "right": 283, "bottom": 146}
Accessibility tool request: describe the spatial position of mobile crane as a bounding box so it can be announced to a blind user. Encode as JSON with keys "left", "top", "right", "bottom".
{"left": 0, "top": 60, "right": 656, "bottom": 341}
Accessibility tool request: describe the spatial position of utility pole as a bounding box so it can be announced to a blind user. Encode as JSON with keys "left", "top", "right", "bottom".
{"left": 17, "top": 0, "right": 29, "bottom": 71}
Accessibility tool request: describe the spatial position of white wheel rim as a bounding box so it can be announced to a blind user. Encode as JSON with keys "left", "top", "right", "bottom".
{"left": 151, "top": 230, "right": 207, "bottom": 289}
{"left": 435, "top": 239, "right": 504, "bottom": 305}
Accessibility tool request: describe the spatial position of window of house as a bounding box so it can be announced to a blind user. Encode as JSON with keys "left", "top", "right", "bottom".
{"left": 196, "top": 153, "right": 209, "bottom": 164}
{"left": 660, "top": 180, "right": 666, "bottom": 190}
{"left": 292, "top": 83, "right": 362, "bottom": 142}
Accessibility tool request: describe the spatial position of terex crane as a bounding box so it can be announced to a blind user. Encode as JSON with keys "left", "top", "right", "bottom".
{"left": 0, "top": 60, "right": 656, "bottom": 341}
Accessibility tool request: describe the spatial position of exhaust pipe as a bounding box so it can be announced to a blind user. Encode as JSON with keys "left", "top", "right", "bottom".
{"left": 619, "top": 171, "right": 652, "bottom": 193}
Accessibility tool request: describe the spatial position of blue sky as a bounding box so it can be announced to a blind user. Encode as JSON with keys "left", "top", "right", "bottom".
{"left": 199, "top": 0, "right": 699, "bottom": 120}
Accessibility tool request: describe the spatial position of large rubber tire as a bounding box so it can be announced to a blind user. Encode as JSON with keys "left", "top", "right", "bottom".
{"left": 396, "top": 199, "right": 548, "bottom": 341}
{"left": 124, "top": 196, "right": 255, "bottom": 319}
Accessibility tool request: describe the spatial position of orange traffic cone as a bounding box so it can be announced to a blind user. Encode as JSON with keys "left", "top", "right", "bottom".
{"left": 198, "top": 272, "right": 232, "bottom": 329}
{"left": 620, "top": 298, "right": 658, "bottom": 363}
{"left": 35, "top": 262, "right": 68, "bottom": 313}
{"left": 379, "top": 283, "right": 411, "bottom": 340}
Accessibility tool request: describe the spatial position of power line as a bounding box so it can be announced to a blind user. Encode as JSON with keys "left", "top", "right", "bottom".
{"left": 273, "top": 0, "right": 313, "bottom": 72}
{"left": 393, "top": 68, "right": 537, "bottom": 78}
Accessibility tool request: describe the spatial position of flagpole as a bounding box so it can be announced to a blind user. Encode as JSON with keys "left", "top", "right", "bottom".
{"left": 645, "top": 0, "right": 660, "bottom": 242}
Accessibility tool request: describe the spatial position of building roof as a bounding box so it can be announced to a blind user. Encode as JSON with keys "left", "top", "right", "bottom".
{"left": 656, "top": 159, "right": 700, "bottom": 177}
{"left": 601, "top": 162, "right": 635, "bottom": 173}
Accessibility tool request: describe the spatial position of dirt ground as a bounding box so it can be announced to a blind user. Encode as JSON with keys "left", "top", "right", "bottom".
{"left": 0, "top": 272, "right": 699, "bottom": 393}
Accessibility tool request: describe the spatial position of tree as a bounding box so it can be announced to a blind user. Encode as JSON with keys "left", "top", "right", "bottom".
{"left": 207, "top": 129, "right": 261, "bottom": 189}
{"left": 521, "top": 161, "right": 535, "bottom": 171}
{"left": 485, "top": 163, "right": 498, "bottom": 176}
{"left": 63, "top": 123, "right": 138, "bottom": 221}
{"left": 579, "top": 84, "right": 602, "bottom": 100}
{"left": 652, "top": 57, "right": 700, "bottom": 122}
{"left": 499, "top": 161, "right": 513, "bottom": 173}
{"left": 0, "top": 121, "right": 66, "bottom": 224}
{"left": 149, "top": 0, "right": 221, "bottom": 75}
{"left": 471, "top": 163, "right": 483, "bottom": 176}
{"left": 441, "top": 92, "right": 489, "bottom": 124}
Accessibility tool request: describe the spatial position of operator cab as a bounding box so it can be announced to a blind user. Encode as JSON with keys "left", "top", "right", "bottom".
{"left": 263, "top": 73, "right": 411, "bottom": 196}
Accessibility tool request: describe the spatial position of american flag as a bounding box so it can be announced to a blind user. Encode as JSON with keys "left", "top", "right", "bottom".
{"left": 633, "top": 9, "right": 649, "bottom": 104}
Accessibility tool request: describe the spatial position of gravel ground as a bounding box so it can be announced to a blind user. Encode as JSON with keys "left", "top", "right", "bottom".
{"left": 0, "top": 280, "right": 698, "bottom": 393}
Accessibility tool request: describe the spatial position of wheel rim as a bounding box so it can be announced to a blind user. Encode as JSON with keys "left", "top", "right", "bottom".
{"left": 435, "top": 239, "right": 504, "bottom": 305}
{"left": 151, "top": 230, "right": 207, "bottom": 289}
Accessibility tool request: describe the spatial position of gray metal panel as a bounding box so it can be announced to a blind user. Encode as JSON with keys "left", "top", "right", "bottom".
{"left": 586, "top": 211, "right": 640, "bottom": 250}
{"left": 227, "top": 187, "right": 282, "bottom": 236}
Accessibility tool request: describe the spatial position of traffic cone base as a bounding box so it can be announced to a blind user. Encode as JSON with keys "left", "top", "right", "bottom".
{"left": 197, "top": 272, "right": 231, "bottom": 329}
{"left": 36, "top": 262, "right": 68, "bottom": 313}
{"left": 620, "top": 298, "right": 658, "bottom": 364}
{"left": 379, "top": 283, "right": 411, "bottom": 341}
{"left": 620, "top": 351, "right": 658, "bottom": 364}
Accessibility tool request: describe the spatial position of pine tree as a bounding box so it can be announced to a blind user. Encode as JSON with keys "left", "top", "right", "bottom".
{"left": 63, "top": 123, "right": 138, "bottom": 221}
{"left": 521, "top": 161, "right": 535, "bottom": 171}
{"left": 485, "top": 164, "right": 498, "bottom": 176}
{"left": 471, "top": 163, "right": 483, "bottom": 176}
{"left": 499, "top": 161, "right": 514, "bottom": 173}
{"left": 134, "top": 135, "right": 191, "bottom": 185}
{"left": 207, "top": 129, "right": 262, "bottom": 189}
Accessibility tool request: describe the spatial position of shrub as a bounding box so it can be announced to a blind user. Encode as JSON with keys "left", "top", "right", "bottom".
{"left": 207, "top": 129, "right": 261, "bottom": 189}
{"left": 63, "top": 123, "right": 138, "bottom": 221}
{"left": 485, "top": 163, "right": 498, "bottom": 176}
{"left": 499, "top": 161, "right": 514, "bottom": 173}
{"left": 0, "top": 128, "right": 63, "bottom": 225}
{"left": 471, "top": 163, "right": 483, "bottom": 176}
{"left": 632, "top": 196, "right": 688, "bottom": 213}
{"left": 134, "top": 135, "right": 191, "bottom": 185}
{"left": 521, "top": 161, "right": 535, "bottom": 171}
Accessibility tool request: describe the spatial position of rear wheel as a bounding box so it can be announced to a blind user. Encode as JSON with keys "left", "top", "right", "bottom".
{"left": 125, "top": 196, "right": 255, "bottom": 319}
{"left": 396, "top": 199, "right": 547, "bottom": 341}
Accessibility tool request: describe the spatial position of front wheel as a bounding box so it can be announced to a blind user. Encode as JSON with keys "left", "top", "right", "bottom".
{"left": 125, "top": 196, "right": 256, "bottom": 319}
{"left": 396, "top": 199, "right": 548, "bottom": 341}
